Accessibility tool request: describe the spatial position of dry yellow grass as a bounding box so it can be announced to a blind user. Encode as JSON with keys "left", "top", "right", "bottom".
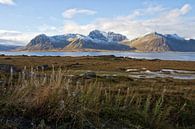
{"left": 0, "top": 67, "right": 194, "bottom": 129}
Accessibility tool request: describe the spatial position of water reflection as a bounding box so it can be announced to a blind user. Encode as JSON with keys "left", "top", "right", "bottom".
{"left": 127, "top": 69, "right": 195, "bottom": 80}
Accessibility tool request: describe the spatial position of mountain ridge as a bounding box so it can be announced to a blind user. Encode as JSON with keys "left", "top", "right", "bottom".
{"left": 15, "top": 30, "right": 195, "bottom": 52}
{"left": 23, "top": 30, "right": 132, "bottom": 51}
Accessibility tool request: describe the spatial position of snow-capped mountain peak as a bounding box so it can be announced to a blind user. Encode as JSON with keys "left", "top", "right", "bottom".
{"left": 88, "top": 30, "right": 108, "bottom": 42}
{"left": 88, "top": 30, "right": 127, "bottom": 42}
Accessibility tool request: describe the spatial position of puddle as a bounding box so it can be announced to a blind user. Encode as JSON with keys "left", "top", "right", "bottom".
{"left": 160, "top": 69, "right": 195, "bottom": 74}
{"left": 126, "top": 69, "right": 139, "bottom": 72}
{"left": 127, "top": 69, "right": 195, "bottom": 80}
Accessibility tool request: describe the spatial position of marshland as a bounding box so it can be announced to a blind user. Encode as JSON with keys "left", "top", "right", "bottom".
{"left": 0, "top": 55, "right": 195, "bottom": 129}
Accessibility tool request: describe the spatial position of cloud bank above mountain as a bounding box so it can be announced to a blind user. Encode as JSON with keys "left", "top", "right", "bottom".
{"left": 0, "top": 2, "right": 195, "bottom": 45}
{"left": 63, "top": 4, "right": 194, "bottom": 40}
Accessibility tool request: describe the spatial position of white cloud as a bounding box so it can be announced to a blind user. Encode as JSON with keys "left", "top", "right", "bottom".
{"left": 166, "top": 4, "right": 191, "bottom": 19}
{"left": 0, "top": 0, "right": 15, "bottom": 5}
{"left": 131, "top": 5, "right": 165, "bottom": 17}
{"left": 0, "top": 30, "right": 37, "bottom": 45}
{"left": 0, "top": 25, "right": 65, "bottom": 45}
{"left": 37, "top": 24, "right": 64, "bottom": 36}
{"left": 62, "top": 8, "right": 97, "bottom": 19}
{"left": 63, "top": 19, "right": 146, "bottom": 39}
{"left": 181, "top": 4, "right": 191, "bottom": 14}
{"left": 63, "top": 4, "right": 195, "bottom": 39}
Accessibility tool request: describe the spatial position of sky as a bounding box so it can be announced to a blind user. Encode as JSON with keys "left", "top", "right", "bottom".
{"left": 0, "top": 0, "right": 195, "bottom": 45}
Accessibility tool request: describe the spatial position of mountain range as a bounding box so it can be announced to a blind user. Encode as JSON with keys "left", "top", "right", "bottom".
{"left": 23, "top": 30, "right": 131, "bottom": 51}
{"left": 0, "top": 39, "right": 21, "bottom": 51}
{"left": 1, "top": 30, "right": 195, "bottom": 52}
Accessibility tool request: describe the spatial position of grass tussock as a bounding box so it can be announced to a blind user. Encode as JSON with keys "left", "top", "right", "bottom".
{"left": 0, "top": 67, "right": 195, "bottom": 129}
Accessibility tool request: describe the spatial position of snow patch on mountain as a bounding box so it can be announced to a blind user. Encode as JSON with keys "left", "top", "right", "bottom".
{"left": 88, "top": 30, "right": 127, "bottom": 43}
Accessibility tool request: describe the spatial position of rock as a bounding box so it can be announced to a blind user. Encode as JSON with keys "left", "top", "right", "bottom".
{"left": 0, "top": 64, "right": 19, "bottom": 73}
{"left": 66, "top": 63, "right": 83, "bottom": 68}
{"left": 0, "top": 80, "right": 4, "bottom": 85}
{"left": 104, "top": 75, "right": 115, "bottom": 80}
{"left": 37, "top": 65, "right": 49, "bottom": 70}
{"left": 98, "top": 55, "right": 116, "bottom": 58}
{"left": 81, "top": 71, "right": 96, "bottom": 79}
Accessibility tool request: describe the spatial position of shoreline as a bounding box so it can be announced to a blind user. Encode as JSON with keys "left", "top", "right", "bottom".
{"left": 1, "top": 51, "right": 195, "bottom": 62}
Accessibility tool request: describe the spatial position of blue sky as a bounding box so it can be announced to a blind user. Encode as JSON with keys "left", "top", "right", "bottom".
{"left": 0, "top": 0, "right": 195, "bottom": 44}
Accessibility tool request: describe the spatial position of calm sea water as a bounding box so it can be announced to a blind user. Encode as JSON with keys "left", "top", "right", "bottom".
{"left": 1, "top": 51, "right": 195, "bottom": 61}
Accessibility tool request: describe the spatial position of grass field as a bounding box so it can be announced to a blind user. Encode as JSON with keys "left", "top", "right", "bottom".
{"left": 0, "top": 56, "right": 195, "bottom": 129}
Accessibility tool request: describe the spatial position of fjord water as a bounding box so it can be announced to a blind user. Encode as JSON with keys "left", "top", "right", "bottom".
{"left": 1, "top": 51, "right": 195, "bottom": 61}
